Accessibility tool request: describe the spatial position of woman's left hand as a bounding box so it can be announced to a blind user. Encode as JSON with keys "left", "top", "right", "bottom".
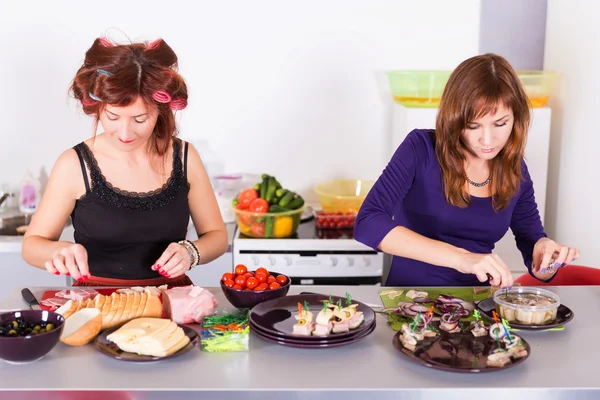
{"left": 532, "top": 237, "right": 580, "bottom": 279}
{"left": 152, "top": 243, "right": 192, "bottom": 278}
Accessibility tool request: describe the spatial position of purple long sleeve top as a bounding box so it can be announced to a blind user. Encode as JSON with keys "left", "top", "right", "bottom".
{"left": 354, "top": 129, "right": 547, "bottom": 286}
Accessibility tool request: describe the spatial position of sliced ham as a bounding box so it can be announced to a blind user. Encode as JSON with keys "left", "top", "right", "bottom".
{"left": 55, "top": 289, "right": 99, "bottom": 302}
{"left": 162, "top": 285, "right": 217, "bottom": 324}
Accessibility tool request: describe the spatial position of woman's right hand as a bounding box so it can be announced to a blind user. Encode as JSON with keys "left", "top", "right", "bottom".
{"left": 454, "top": 252, "right": 513, "bottom": 288}
{"left": 44, "top": 244, "right": 90, "bottom": 282}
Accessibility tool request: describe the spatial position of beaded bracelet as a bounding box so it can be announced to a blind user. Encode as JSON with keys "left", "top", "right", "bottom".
{"left": 178, "top": 239, "right": 200, "bottom": 269}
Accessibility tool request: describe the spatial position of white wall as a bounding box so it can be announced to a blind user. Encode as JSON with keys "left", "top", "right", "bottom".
{"left": 0, "top": 0, "right": 480, "bottom": 203}
{"left": 543, "top": 0, "right": 600, "bottom": 267}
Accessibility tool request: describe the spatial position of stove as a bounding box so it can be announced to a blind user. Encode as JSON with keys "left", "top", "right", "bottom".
{"left": 232, "top": 219, "right": 384, "bottom": 286}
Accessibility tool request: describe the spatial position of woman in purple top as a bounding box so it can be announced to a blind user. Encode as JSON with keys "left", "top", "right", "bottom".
{"left": 354, "top": 54, "right": 579, "bottom": 287}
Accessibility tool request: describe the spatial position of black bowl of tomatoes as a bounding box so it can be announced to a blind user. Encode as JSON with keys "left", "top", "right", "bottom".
{"left": 220, "top": 264, "right": 291, "bottom": 309}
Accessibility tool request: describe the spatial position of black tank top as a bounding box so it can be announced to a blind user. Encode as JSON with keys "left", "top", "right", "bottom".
{"left": 71, "top": 139, "right": 191, "bottom": 279}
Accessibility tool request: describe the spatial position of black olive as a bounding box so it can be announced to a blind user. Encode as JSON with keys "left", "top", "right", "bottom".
{"left": 18, "top": 322, "right": 27, "bottom": 330}
{"left": 24, "top": 328, "right": 32, "bottom": 334}
{"left": 40, "top": 322, "right": 47, "bottom": 328}
{"left": 27, "top": 321, "right": 35, "bottom": 328}
{"left": 15, "top": 317, "right": 23, "bottom": 323}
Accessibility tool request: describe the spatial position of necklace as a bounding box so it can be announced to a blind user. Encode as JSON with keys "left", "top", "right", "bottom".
{"left": 467, "top": 175, "right": 491, "bottom": 187}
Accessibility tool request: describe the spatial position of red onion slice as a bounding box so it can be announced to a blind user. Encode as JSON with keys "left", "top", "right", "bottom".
{"left": 441, "top": 312, "right": 460, "bottom": 324}
{"left": 413, "top": 297, "right": 433, "bottom": 303}
{"left": 409, "top": 304, "right": 431, "bottom": 313}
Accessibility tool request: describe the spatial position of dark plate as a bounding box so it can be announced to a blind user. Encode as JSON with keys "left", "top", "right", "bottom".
{"left": 392, "top": 322, "right": 531, "bottom": 373}
{"left": 94, "top": 325, "right": 199, "bottom": 362}
{"left": 249, "top": 294, "right": 376, "bottom": 339}
{"left": 253, "top": 322, "right": 376, "bottom": 348}
{"left": 250, "top": 319, "right": 375, "bottom": 344}
{"left": 475, "top": 298, "right": 574, "bottom": 330}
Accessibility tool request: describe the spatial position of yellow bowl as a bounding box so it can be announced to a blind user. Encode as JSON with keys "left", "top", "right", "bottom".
{"left": 233, "top": 206, "right": 304, "bottom": 238}
{"left": 516, "top": 70, "right": 558, "bottom": 107}
{"left": 314, "top": 179, "right": 375, "bottom": 213}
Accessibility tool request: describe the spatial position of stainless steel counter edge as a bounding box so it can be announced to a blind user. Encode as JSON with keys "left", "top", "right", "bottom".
{"left": 0, "top": 285, "right": 596, "bottom": 391}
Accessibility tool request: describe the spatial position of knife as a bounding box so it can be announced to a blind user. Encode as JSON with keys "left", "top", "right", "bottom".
{"left": 21, "top": 288, "right": 42, "bottom": 310}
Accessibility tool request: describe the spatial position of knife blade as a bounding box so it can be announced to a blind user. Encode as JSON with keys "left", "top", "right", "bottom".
{"left": 21, "top": 288, "right": 42, "bottom": 310}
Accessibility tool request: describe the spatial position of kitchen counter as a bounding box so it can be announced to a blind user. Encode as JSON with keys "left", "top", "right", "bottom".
{"left": 0, "top": 285, "right": 596, "bottom": 396}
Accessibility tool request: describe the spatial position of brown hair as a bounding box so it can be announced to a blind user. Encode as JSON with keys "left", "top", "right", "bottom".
{"left": 69, "top": 37, "right": 188, "bottom": 157}
{"left": 435, "top": 53, "right": 530, "bottom": 211}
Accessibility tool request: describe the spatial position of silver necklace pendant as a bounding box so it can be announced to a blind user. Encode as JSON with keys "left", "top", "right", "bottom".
{"left": 467, "top": 175, "right": 491, "bottom": 187}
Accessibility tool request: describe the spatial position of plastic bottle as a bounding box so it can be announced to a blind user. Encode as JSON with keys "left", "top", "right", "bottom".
{"left": 19, "top": 170, "right": 40, "bottom": 214}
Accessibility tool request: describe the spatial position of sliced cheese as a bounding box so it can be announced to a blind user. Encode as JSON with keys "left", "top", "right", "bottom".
{"left": 106, "top": 318, "right": 189, "bottom": 357}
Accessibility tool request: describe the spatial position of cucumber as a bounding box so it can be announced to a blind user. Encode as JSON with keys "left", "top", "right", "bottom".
{"left": 232, "top": 198, "right": 239, "bottom": 206}
{"left": 265, "top": 176, "right": 277, "bottom": 203}
{"left": 261, "top": 174, "right": 270, "bottom": 181}
{"left": 265, "top": 216, "right": 275, "bottom": 237}
{"left": 269, "top": 204, "right": 289, "bottom": 213}
{"left": 279, "top": 191, "right": 295, "bottom": 208}
{"left": 287, "top": 196, "right": 305, "bottom": 209}
{"left": 260, "top": 177, "right": 268, "bottom": 199}
{"left": 275, "top": 188, "right": 288, "bottom": 198}
{"left": 253, "top": 183, "right": 261, "bottom": 191}
{"left": 275, "top": 179, "right": 282, "bottom": 189}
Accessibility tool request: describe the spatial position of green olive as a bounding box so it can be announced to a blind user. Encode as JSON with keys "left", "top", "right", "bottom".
{"left": 33, "top": 325, "right": 41, "bottom": 331}
{"left": 28, "top": 330, "right": 38, "bottom": 336}
{"left": 45, "top": 324, "right": 55, "bottom": 331}
{"left": 38, "top": 328, "right": 46, "bottom": 334}
{"left": 11, "top": 321, "right": 18, "bottom": 329}
{"left": 7, "top": 330, "right": 17, "bottom": 336}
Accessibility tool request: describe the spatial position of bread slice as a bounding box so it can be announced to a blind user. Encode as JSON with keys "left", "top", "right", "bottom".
{"left": 100, "top": 294, "right": 114, "bottom": 329}
{"left": 135, "top": 293, "right": 148, "bottom": 319}
{"left": 60, "top": 308, "right": 102, "bottom": 346}
{"left": 142, "top": 289, "right": 162, "bottom": 318}
{"left": 56, "top": 300, "right": 77, "bottom": 320}
{"left": 104, "top": 293, "right": 120, "bottom": 329}
{"left": 125, "top": 292, "right": 141, "bottom": 321}
{"left": 94, "top": 294, "right": 106, "bottom": 310}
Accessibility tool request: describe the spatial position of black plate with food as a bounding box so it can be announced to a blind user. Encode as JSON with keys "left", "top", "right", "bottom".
{"left": 94, "top": 325, "right": 199, "bottom": 362}
{"left": 250, "top": 293, "right": 375, "bottom": 339}
{"left": 475, "top": 297, "right": 574, "bottom": 330}
{"left": 393, "top": 320, "right": 531, "bottom": 373}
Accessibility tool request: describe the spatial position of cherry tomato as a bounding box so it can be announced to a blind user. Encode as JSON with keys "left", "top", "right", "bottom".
{"left": 232, "top": 285, "right": 243, "bottom": 290}
{"left": 255, "top": 283, "right": 269, "bottom": 292}
{"left": 222, "top": 273, "right": 234, "bottom": 283}
{"left": 223, "top": 279, "right": 235, "bottom": 288}
{"left": 246, "top": 277, "right": 259, "bottom": 289}
{"left": 235, "top": 264, "right": 248, "bottom": 276}
{"left": 235, "top": 275, "right": 247, "bottom": 288}
{"left": 267, "top": 275, "right": 276, "bottom": 284}
{"left": 237, "top": 188, "right": 259, "bottom": 208}
{"left": 243, "top": 272, "right": 253, "bottom": 279}
{"left": 249, "top": 198, "right": 269, "bottom": 213}
{"left": 250, "top": 223, "right": 265, "bottom": 237}
{"left": 269, "top": 282, "right": 281, "bottom": 290}
{"left": 255, "top": 272, "right": 267, "bottom": 284}
{"left": 240, "top": 214, "right": 254, "bottom": 226}
{"left": 276, "top": 275, "right": 288, "bottom": 286}
{"left": 256, "top": 267, "right": 269, "bottom": 276}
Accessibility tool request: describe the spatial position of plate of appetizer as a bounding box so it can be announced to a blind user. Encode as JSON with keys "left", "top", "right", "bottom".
{"left": 95, "top": 318, "right": 199, "bottom": 362}
{"left": 393, "top": 308, "right": 531, "bottom": 373}
{"left": 250, "top": 293, "right": 375, "bottom": 341}
{"left": 475, "top": 287, "right": 574, "bottom": 330}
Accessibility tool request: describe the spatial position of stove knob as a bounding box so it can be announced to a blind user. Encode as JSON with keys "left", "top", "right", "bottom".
{"left": 252, "top": 256, "right": 260, "bottom": 266}
{"left": 362, "top": 257, "right": 371, "bottom": 267}
{"left": 284, "top": 256, "right": 293, "bottom": 266}
{"left": 268, "top": 256, "right": 276, "bottom": 266}
{"left": 329, "top": 257, "right": 338, "bottom": 267}
{"left": 347, "top": 257, "right": 355, "bottom": 267}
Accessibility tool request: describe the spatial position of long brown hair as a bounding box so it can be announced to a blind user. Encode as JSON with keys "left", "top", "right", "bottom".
{"left": 69, "top": 37, "right": 188, "bottom": 157}
{"left": 435, "top": 53, "right": 530, "bottom": 211}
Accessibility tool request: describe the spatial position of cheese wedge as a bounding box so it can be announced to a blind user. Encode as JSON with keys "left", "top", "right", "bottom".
{"left": 106, "top": 318, "right": 189, "bottom": 357}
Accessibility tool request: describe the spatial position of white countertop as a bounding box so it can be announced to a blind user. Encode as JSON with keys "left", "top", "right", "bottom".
{"left": 0, "top": 285, "right": 595, "bottom": 395}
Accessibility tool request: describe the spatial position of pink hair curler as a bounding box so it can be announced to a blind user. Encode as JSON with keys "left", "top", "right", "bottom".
{"left": 98, "top": 38, "right": 113, "bottom": 47}
{"left": 170, "top": 98, "right": 188, "bottom": 111}
{"left": 81, "top": 98, "right": 98, "bottom": 107}
{"left": 146, "top": 39, "right": 162, "bottom": 51}
{"left": 152, "top": 90, "right": 172, "bottom": 103}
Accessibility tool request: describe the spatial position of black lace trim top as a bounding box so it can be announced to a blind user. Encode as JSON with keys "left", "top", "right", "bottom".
{"left": 73, "top": 139, "right": 186, "bottom": 211}
{"left": 70, "top": 138, "right": 191, "bottom": 280}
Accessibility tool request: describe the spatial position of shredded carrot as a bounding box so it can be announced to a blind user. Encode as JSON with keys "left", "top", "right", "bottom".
{"left": 297, "top": 302, "right": 303, "bottom": 316}
{"left": 492, "top": 311, "right": 500, "bottom": 324}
